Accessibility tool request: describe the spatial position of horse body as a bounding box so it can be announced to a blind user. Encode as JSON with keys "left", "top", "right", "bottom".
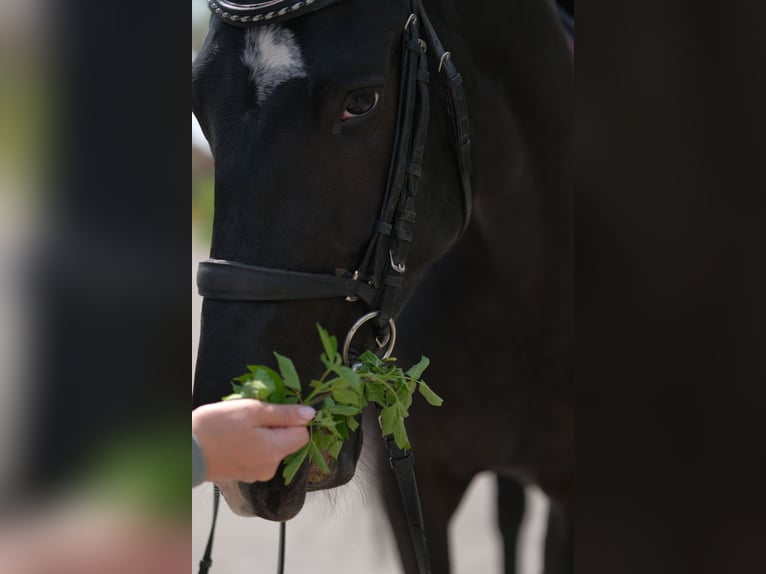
{"left": 376, "top": 4, "right": 573, "bottom": 571}
{"left": 193, "top": 0, "right": 572, "bottom": 571}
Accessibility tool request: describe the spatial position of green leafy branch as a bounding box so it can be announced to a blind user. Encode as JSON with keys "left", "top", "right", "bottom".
{"left": 222, "top": 324, "right": 443, "bottom": 485}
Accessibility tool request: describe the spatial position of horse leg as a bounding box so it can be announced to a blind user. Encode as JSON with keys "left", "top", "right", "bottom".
{"left": 496, "top": 475, "right": 526, "bottom": 574}
{"left": 543, "top": 497, "right": 573, "bottom": 574}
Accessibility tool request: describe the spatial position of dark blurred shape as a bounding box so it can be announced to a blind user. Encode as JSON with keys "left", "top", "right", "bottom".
{"left": 4, "top": 0, "right": 189, "bottom": 509}
{"left": 576, "top": 2, "right": 766, "bottom": 573}
{"left": 0, "top": 0, "right": 190, "bottom": 571}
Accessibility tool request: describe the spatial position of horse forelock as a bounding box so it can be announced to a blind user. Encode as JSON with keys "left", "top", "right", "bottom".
{"left": 241, "top": 24, "right": 308, "bottom": 105}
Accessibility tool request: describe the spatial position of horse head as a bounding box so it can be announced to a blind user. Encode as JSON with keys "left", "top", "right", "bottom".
{"left": 192, "top": 0, "right": 471, "bottom": 521}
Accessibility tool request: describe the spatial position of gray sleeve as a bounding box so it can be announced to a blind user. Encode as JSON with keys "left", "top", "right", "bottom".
{"left": 192, "top": 434, "right": 208, "bottom": 487}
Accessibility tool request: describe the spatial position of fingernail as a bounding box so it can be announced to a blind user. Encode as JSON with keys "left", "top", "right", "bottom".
{"left": 298, "top": 406, "right": 316, "bottom": 421}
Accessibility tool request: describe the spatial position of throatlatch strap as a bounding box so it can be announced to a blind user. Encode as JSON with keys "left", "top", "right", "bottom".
{"left": 198, "top": 486, "right": 221, "bottom": 574}
{"left": 418, "top": 4, "right": 473, "bottom": 235}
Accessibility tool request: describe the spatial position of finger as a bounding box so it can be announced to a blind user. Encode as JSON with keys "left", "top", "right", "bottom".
{"left": 266, "top": 427, "right": 311, "bottom": 457}
{"left": 250, "top": 402, "right": 316, "bottom": 427}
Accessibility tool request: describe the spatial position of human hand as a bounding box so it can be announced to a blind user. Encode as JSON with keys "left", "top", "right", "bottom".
{"left": 192, "top": 400, "right": 315, "bottom": 483}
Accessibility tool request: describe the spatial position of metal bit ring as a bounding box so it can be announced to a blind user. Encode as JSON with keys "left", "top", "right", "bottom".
{"left": 342, "top": 311, "right": 397, "bottom": 366}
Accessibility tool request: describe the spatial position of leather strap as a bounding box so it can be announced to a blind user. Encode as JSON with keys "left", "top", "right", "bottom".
{"left": 198, "top": 487, "right": 289, "bottom": 574}
{"left": 198, "top": 485, "right": 221, "bottom": 574}
{"left": 419, "top": 5, "right": 473, "bottom": 234}
{"left": 197, "top": 259, "right": 376, "bottom": 305}
{"left": 382, "top": 434, "right": 432, "bottom": 574}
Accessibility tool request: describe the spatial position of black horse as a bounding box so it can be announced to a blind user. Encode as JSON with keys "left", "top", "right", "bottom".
{"left": 192, "top": 1, "right": 572, "bottom": 573}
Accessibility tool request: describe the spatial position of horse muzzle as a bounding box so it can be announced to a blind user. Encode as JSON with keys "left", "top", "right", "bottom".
{"left": 216, "top": 425, "right": 362, "bottom": 521}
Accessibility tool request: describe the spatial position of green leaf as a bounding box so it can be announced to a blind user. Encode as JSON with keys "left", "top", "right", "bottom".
{"left": 236, "top": 367, "right": 283, "bottom": 401}
{"left": 328, "top": 377, "right": 351, "bottom": 391}
{"left": 239, "top": 379, "right": 273, "bottom": 400}
{"left": 379, "top": 406, "right": 398, "bottom": 437}
{"left": 328, "top": 439, "right": 343, "bottom": 460}
{"left": 313, "top": 411, "right": 343, "bottom": 439}
{"left": 332, "top": 388, "right": 361, "bottom": 407}
{"left": 228, "top": 326, "right": 441, "bottom": 485}
{"left": 322, "top": 405, "right": 361, "bottom": 416}
{"left": 309, "top": 439, "right": 331, "bottom": 474}
{"left": 221, "top": 393, "right": 243, "bottom": 401}
{"left": 282, "top": 444, "right": 309, "bottom": 485}
{"left": 314, "top": 430, "right": 333, "bottom": 451}
{"left": 274, "top": 352, "right": 301, "bottom": 392}
{"left": 317, "top": 324, "right": 338, "bottom": 363}
{"left": 313, "top": 410, "right": 334, "bottom": 427}
{"left": 358, "top": 350, "right": 383, "bottom": 368}
{"left": 393, "top": 419, "right": 411, "bottom": 451}
{"left": 256, "top": 367, "right": 284, "bottom": 391}
{"left": 336, "top": 417, "right": 349, "bottom": 440}
{"left": 309, "top": 380, "right": 333, "bottom": 398}
{"left": 269, "top": 385, "right": 287, "bottom": 404}
{"left": 418, "top": 381, "right": 444, "bottom": 407}
{"left": 406, "top": 356, "right": 430, "bottom": 380}
{"left": 365, "top": 383, "right": 387, "bottom": 407}
{"left": 336, "top": 366, "right": 363, "bottom": 393}
{"left": 396, "top": 383, "right": 413, "bottom": 411}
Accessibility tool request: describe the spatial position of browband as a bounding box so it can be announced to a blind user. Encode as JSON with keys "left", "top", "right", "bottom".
{"left": 207, "top": 0, "right": 344, "bottom": 25}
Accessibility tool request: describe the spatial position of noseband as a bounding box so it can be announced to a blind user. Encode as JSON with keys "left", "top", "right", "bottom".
{"left": 198, "top": 0, "right": 473, "bottom": 352}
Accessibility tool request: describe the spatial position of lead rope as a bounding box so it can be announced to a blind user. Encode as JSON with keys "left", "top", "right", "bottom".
{"left": 198, "top": 486, "right": 221, "bottom": 574}
{"left": 277, "top": 522, "right": 287, "bottom": 574}
{"left": 198, "top": 487, "right": 288, "bottom": 574}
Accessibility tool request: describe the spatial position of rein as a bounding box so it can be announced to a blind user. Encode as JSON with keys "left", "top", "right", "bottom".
{"left": 197, "top": 2, "right": 473, "bottom": 573}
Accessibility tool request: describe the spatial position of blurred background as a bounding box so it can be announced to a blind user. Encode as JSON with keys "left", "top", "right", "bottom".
{"left": 1, "top": 1, "right": 189, "bottom": 572}
{"left": 0, "top": 0, "right": 45, "bottom": 496}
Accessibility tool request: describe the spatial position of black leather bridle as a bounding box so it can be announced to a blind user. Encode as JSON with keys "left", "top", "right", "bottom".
{"left": 198, "top": 0, "right": 472, "bottom": 339}
{"left": 197, "top": 1, "right": 472, "bottom": 573}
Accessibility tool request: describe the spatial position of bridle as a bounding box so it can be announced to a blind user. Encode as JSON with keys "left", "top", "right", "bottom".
{"left": 198, "top": 0, "right": 472, "bottom": 350}
{"left": 196, "top": 1, "right": 473, "bottom": 573}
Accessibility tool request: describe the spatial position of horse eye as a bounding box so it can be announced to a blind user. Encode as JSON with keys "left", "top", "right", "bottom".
{"left": 343, "top": 90, "right": 380, "bottom": 120}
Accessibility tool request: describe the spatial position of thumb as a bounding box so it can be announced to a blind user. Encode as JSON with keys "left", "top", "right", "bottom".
{"left": 252, "top": 402, "right": 316, "bottom": 427}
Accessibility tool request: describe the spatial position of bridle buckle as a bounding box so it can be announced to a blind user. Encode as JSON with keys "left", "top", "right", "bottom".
{"left": 438, "top": 51, "right": 452, "bottom": 73}
{"left": 345, "top": 270, "right": 362, "bottom": 302}
{"left": 389, "top": 250, "right": 406, "bottom": 274}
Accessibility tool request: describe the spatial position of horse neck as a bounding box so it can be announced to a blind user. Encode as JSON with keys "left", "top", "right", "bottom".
{"left": 431, "top": 0, "right": 573, "bottom": 343}
{"left": 445, "top": 0, "right": 573, "bottom": 258}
